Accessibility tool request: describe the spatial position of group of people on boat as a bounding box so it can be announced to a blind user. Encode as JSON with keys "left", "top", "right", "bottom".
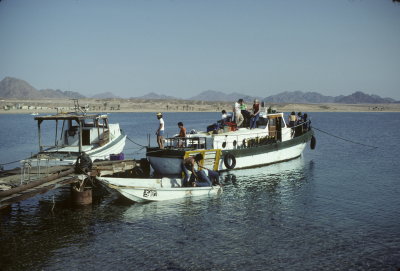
{"left": 288, "top": 111, "right": 310, "bottom": 137}
{"left": 232, "top": 98, "right": 261, "bottom": 129}
{"left": 155, "top": 112, "right": 221, "bottom": 188}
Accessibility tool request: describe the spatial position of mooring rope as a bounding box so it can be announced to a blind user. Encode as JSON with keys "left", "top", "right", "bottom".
{"left": 313, "top": 126, "right": 378, "bottom": 149}
{"left": 0, "top": 159, "right": 23, "bottom": 166}
{"left": 126, "top": 136, "right": 147, "bottom": 147}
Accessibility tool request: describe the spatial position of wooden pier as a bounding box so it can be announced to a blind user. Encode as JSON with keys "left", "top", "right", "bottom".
{"left": 0, "top": 160, "right": 139, "bottom": 209}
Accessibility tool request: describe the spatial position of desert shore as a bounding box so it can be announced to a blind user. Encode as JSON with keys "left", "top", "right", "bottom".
{"left": 1, "top": 98, "right": 399, "bottom": 114}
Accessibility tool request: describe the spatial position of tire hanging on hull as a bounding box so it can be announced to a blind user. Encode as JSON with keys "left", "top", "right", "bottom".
{"left": 223, "top": 153, "right": 236, "bottom": 169}
{"left": 310, "top": 135, "right": 316, "bottom": 150}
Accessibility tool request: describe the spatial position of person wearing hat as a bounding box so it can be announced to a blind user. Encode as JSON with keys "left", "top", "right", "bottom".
{"left": 249, "top": 99, "right": 260, "bottom": 129}
{"left": 156, "top": 113, "right": 165, "bottom": 149}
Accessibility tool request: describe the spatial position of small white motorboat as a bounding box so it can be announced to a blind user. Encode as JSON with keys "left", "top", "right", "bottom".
{"left": 99, "top": 176, "right": 222, "bottom": 203}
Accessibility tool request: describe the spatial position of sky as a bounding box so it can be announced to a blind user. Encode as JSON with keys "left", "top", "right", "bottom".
{"left": 0, "top": 0, "right": 399, "bottom": 99}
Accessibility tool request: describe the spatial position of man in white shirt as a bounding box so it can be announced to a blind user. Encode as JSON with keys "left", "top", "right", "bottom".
{"left": 156, "top": 112, "right": 165, "bottom": 149}
{"left": 233, "top": 99, "right": 244, "bottom": 127}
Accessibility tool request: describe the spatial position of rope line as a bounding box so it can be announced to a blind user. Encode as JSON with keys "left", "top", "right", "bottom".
{"left": 0, "top": 159, "right": 23, "bottom": 166}
{"left": 313, "top": 126, "right": 378, "bottom": 149}
{"left": 126, "top": 136, "right": 146, "bottom": 147}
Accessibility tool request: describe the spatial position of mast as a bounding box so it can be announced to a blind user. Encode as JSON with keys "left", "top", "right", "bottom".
{"left": 78, "top": 118, "right": 82, "bottom": 153}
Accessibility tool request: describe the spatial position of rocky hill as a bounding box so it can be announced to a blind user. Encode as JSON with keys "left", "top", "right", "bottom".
{"left": 334, "top": 91, "right": 396, "bottom": 104}
{"left": 265, "top": 91, "right": 336, "bottom": 103}
{"left": 189, "top": 90, "right": 263, "bottom": 102}
{"left": 1, "top": 76, "right": 397, "bottom": 103}
{"left": 133, "top": 92, "right": 178, "bottom": 100}
{"left": 264, "top": 90, "right": 396, "bottom": 104}
{"left": 91, "top": 92, "right": 121, "bottom": 99}
{"left": 0, "top": 77, "right": 85, "bottom": 99}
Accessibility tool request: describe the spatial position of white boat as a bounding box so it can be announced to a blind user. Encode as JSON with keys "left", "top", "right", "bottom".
{"left": 30, "top": 112, "right": 39, "bottom": 116}
{"left": 146, "top": 109, "right": 315, "bottom": 175}
{"left": 99, "top": 176, "right": 222, "bottom": 203}
{"left": 22, "top": 111, "right": 126, "bottom": 167}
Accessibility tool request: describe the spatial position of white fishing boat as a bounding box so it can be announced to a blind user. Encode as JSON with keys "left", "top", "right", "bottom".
{"left": 146, "top": 108, "right": 315, "bottom": 175}
{"left": 22, "top": 110, "right": 126, "bottom": 167}
{"left": 99, "top": 176, "right": 222, "bottom": 203}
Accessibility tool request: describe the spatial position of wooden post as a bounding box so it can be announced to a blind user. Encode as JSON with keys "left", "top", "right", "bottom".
{"left": 55, "top": 120, "right": 58, "bottom": 148}
{"left": 78, "top": 119, "right": 82, "bottom": 153}
{"left": 38, "top": 120, "right": 42, "bottom": 152}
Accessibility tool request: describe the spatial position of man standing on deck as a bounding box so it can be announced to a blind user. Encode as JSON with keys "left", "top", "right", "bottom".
{"left": 234, "top": 99, "right": 244, "bottom": 127}
{"left": 156, "top": 112, "right": 165, "bottom": 149}
{"left": 177, "top": 122, "right": 186, "bottom": 147}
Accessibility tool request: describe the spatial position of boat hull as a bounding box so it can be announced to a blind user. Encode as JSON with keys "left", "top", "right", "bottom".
{"left": 99, "top": 177, "right": 222, "bottom": 203}
{"left": 24, "top": 134, "right": 126, "bottom": 167}
{"left": 147, "top": 130, "right": 313, "bottom": 175}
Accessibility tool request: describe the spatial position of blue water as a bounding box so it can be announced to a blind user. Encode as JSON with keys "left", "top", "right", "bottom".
{"left": 0, "top": 112, "right": 399, "bottom": 271}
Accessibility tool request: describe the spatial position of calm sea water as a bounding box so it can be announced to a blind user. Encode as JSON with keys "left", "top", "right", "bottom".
{"left": 0, "top": 112, "right": 399, "bottom": 271}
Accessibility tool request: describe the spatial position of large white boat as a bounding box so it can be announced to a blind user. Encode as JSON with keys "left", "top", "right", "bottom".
{"left": 146, "top": 109, "right": 315, "bottom": 176}
{"left": 23, "top": 112, "right": 126, "bottom": 167}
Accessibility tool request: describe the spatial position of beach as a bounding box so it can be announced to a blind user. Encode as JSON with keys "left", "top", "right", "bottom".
{"left": 1, "top": 98, "right": 400, "bottom": 114}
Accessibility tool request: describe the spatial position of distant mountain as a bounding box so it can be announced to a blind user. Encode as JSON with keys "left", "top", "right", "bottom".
{"left": 134, "top": 92, "right": 178, "bottom": 100}
{"left": 189, "top": 90, "right": 262, "bottom": 102}
{"left": 91, "top": 92, "right": 121, "bottom": 99}
{"left": 0, "top": 77, "right": 39, "bottom": 98}
{"left": 189, "top": 90, "right": 230, "bottom": 101}
{"left": 264, "top": 91, "right": 335, "bottom": 103}
{"left": 334, "top": 91, "right": 396, "bottom": 104}
{"left": 0, "top": 77, "right": 85, "bottom": 99}
{"left": 1, "top": 77, "right": 397, "bottom": 104}
{"left": 263, "top": 91, "right": 396, "bottom": 104}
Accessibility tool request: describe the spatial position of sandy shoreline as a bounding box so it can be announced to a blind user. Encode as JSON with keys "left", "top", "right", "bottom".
{"left": 1, "top": 98, "right": 399, "bottom": 114}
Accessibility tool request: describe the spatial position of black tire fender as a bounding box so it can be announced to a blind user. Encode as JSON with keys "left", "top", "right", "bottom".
{"left": 223, "top": 153, "right": 236, "bottom": 169}
{"left": 310, "top": 135, "right": 316, "bottom": 150}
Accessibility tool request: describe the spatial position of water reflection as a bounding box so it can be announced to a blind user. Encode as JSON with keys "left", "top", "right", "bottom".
{"left": 222, "top": 157, "right": 314, "bottom": 198}
{"left": 120, "top": 157, "right": 315, "bottom": 222}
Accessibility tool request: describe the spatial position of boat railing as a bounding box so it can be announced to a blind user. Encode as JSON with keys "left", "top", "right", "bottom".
{"left": 288, "top": 120, "right": 312, "bottom": 138}
{"left": 164, "top": 136, "right": 208, "bottom": 150}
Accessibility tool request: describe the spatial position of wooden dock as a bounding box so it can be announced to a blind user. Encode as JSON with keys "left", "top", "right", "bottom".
{"left": 0, "top": 160, "right": 138, "bottom": 209}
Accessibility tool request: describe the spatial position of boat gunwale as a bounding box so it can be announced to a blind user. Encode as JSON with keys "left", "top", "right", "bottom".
{"left": 146, "top": 129, "right": 314, "bottom": 159}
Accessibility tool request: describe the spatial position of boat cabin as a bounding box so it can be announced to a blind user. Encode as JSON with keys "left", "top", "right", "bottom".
{"left": 35, "top": 113, "right": 112, "bottom": 153}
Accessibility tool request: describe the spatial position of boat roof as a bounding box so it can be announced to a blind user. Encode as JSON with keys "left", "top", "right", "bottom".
{"left": 266, "top": 112, "right": 284, "bottom": 118}
{"left": 35, "top": 113, "right": 109, "bottom": 121}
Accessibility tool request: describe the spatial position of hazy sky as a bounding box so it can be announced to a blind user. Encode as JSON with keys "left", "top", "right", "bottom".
{"left": 1, "top": 0, "right": 399, "bottom": 99}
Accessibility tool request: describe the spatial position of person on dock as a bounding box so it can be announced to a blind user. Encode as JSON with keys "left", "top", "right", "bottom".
{"left": 156, "top": 112, "right": 165, "bottom": 149}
